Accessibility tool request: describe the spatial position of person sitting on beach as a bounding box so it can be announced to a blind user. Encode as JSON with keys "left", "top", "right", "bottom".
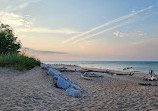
{"left": 129, "top": 72, "right": 134, "bottom": 76}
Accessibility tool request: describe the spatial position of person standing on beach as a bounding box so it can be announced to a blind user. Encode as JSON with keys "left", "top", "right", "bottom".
{"left": 149, "top": 70, "right": 154, "bottom": 77}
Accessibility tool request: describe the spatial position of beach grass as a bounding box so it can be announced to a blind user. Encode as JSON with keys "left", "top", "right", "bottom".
{"left": 0, "top": 53, "right": 41, "bottom": 71}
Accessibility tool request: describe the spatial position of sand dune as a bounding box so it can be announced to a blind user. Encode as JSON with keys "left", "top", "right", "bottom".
{"left": 0, "top": 65, "right": 158, "bottom": 111}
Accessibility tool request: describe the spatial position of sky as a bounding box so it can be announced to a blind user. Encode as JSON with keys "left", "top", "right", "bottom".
{"left": 0, "top": 0, "right": 158, "bottom": 61}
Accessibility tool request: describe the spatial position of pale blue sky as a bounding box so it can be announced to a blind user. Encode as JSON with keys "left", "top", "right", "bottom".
{"left": 0, "top": 0, "right": 158, "bottom": 61}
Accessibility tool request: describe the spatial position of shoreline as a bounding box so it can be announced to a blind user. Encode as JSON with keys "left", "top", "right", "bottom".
{"left": 43, "top": 61, "right": 158, "bottom": 74}
{"left": 44, "top": 61, "right": 158, "bottom": 74}
{"left": 51, "top": 63, "right": 148, "bottom": 76}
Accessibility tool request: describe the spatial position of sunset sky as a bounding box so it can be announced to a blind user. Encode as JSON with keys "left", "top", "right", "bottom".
{"left": 0, "top": 0, "right": 158, "bottom": 61}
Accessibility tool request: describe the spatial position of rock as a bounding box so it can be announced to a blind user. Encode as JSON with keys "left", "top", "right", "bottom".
{"left": 65, "top": 88, "right": 81, "bottom": 98}
{"left": 57, "top": 76, "right": 70, "bottom": 89}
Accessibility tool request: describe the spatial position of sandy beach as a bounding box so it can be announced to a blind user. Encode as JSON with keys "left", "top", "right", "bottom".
{"left": 0, "top": 64, "right": 158, "bottom": 111}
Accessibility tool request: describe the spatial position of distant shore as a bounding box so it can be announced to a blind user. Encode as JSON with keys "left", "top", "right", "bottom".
{"left": 0, "top": 64, "right": 158, "bottom": 111}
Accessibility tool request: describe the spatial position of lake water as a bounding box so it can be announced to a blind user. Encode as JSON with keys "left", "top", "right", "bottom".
{"left": 42, "top": 61, "right": 158, "bottom": 74}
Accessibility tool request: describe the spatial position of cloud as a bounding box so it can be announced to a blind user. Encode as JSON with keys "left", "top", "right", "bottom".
{"left": 113, "top": 31, "right": 146, "bottom": 38}
{"left": 63, "top": 5, "right": 154, "bottom": 44}
{"left": 0, "top": 12, "right": 79, "bottom": 35}
{"left": 0, "top": 0, "right": 41, "bottom": 11}
{"left": 17, "top": 28, "right": 80, "bottom": 35}
{"left": 21, "top": 47, "right": 67, "bottom": 55}
{"left": 0, "top": 12, "right": 33, "bottom": 28}
{"left": 0, "top": 0, "right": 40, "bottom": 29}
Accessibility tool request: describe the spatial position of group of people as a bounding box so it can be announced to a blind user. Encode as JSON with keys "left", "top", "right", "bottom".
{"left": 146, "top": 70, "right": 157, "bottom": 81}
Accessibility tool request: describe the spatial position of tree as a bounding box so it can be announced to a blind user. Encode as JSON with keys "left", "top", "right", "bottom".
{"left": 0, "top": 23, "right": 21, "bottom": 54}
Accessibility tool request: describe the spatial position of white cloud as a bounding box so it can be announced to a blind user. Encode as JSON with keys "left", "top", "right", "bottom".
{"left": 0, "top": 11, "right": 79, "bottom": 35}
{"left": 17, "top": 28, "right": 80, "bottom": 35}
{"left": 0, "top": 12, "right": 33, "bottom": 28}
{"left": 113, "top": 31, "right": 146, "bottom": 38}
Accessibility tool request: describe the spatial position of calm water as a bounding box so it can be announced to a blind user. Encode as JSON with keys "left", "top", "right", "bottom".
{"left": 43, "top": 61, "right": 158, "bottom": 74}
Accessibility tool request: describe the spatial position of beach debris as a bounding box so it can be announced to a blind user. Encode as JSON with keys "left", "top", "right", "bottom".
{"left": 118, "top": 67, "right": 136, "bottom": 76}
{"left": 109, "top": 72, "right": 131, "bottom": 76}
{"left": 113, "top": 73, "right": 130, "bottom": 76}
{"left": 53, "top": 64, "right": 79, "bottom": 67}
{"left": 80, "top": 72, "right": 103, "bottom": 80}
{"left": 53, "top": 67, "right": 77, "bottom": 72}
{"left": 55, "top": 67, "right": 78, "bottom": 72}
{"left": 80, "top": 68, "right": 109, "bottom": 73}
{"left": 41, "top": 64, "right": 81, "bottom": 98}
{"left": 81, "top": 74, "right": 92, "bottom": 80}
{"left": 139, "top": 83, "right": 158, "bottom": 86}
{"left": 55, "top": 67, "right": 68, "bottom": 70}
{"left": 58, "top": 69, "right": 76, "bottom": 72}
{"left": 83, "top": 72, "right": 103, "bottom": 78}
{"left": 123, "top": 67, "right": 133, "bottom": 70}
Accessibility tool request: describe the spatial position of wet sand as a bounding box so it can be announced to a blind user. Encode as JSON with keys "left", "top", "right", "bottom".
{"left": 0, "top": 65, "right": 158, "bottom": 111}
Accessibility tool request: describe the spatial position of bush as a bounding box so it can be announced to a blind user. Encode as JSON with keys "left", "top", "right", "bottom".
{"left": 0, "top": 24, "right": 21, "bottom": 54}
{"left": 0, "top": 53, "right": 41, "bottom": 71}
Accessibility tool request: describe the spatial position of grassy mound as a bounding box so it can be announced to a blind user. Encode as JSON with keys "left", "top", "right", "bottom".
{"left": 0, "top": 53, "right": 41, "bottom": 71}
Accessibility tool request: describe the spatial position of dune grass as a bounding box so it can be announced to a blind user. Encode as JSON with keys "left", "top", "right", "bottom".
{"left": 0, "top": 53, "right": 41, "bottom": 71}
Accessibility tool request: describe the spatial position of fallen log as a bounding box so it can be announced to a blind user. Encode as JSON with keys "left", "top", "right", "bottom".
{"left": 81, "top": 74, "right": 92, "bottom": 80}
{"left": 82, "top": 72, "right": 104, "bottom": 78}
{"left": 80, "top": 69, "right": 109, "bottom": 73}
{"left": 139, "top": 83, "right": 158, "bottom": 86}
{"left": 59, "top": 69, "right": 76, "bottom": 72}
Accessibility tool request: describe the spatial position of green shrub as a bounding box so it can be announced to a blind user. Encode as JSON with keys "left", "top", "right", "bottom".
{"left": 0, "top": 53, "right": 41, "bottom": 71}
{"left": 0, "top": 24, "right": 21, "bottom": 54}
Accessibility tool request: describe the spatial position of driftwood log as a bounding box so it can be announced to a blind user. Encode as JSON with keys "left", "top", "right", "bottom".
{"left": 80, "top": 69, "right": 109, "bottom": 73}
{"left": 81, "top": 72, "right": 104, "bottom": 80}
{"left": 83, "top": 72, "right": 104, "bottom": 78}
{"left": 81, "top": 74, "right": 92, "bottom": 80}
{"left": 139, "top": 83, "right": 158, "bottom": 86}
